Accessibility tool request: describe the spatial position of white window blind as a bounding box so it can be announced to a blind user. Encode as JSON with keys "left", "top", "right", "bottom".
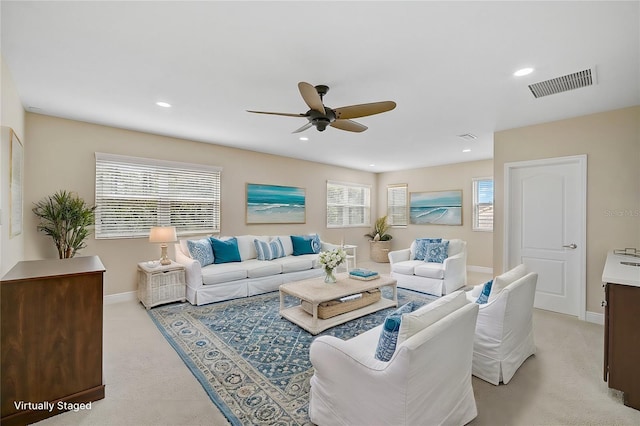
{"left": 473, "top": 177, "right": 494, "bottom": 231}
{"left": 326, "top": 180, "right": 371, "bottom": 227}
{"left": 95, "top": 153, "right": 221, "bottom": 238}
{"left": 387, "top": 184, "right": 408, "bottom": 226}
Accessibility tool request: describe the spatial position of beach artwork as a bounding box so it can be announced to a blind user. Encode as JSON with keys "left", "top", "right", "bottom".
{"left": 410, "top": 190, "right": 462, "bottom": 225}
{"left": 246, "top": 183, "right": 306, "bottom": 224}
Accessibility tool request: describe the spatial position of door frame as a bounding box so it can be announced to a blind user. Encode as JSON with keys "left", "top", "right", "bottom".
{"left": 503, "top": 154, "right": 587, "bottom": 320}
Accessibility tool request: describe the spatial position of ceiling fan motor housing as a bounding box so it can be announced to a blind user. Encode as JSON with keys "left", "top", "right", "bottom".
{"left": 308, "top": 108, "right": 336, "bottom": 131}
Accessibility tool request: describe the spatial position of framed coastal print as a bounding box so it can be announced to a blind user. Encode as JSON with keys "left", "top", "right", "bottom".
{"left": 10, "top": 129, "right": 23, "bottom": 237}
{"left": 246, "top": 183, "right": 306, "bottom": 224}
{"left": 410, "top": 190, "right": 462, "bottom": 225}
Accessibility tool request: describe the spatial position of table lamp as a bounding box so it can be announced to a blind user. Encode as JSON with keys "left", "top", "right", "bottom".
{"left": 149, "top": 226, "right": 177, "bottom": 265}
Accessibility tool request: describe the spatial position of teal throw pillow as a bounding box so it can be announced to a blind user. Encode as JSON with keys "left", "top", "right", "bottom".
{"left": 374, "top": 302, "right": 415, "bottom": 362}
{"left": 210, "top": 237, "right": 241, "bottom": 264}
{"left": 414, "top": 238, "right": 443, "bottom": 260}
{"left": 476, "top": 279, "right": 493, "bottom": 304}
{"left": 291, "top": 234, "right": 321, "bottom": 255}
{"left": 254, "top": 238, "right": 286, "bottom": 261}
{"left": 186, "top": 238, "right": 214, "bottom": 267}
{"left": 424, "top": 241, "right": 449, "bottom": 263}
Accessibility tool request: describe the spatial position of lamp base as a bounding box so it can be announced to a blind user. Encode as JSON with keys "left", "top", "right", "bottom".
{"left": 160, "top": 244, "right": 171, "bottom": 265}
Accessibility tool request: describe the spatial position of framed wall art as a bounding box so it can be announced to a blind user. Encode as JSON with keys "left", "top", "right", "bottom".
{"left": 10, "top": 129, "right": 23, "bottom": 237}
{"left": 410, "top": 190, "right": 462, "bottom": 225}
{"left": 246, "top": 183, "right": 306, "bottom": 224}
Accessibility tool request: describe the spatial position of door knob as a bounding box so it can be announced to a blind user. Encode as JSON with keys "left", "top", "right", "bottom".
{"left": 563, "top": 243, "right": 577, "bottom": 249}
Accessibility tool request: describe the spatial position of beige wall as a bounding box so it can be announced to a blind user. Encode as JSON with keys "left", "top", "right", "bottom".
{"left": 494, "top": 106, "right": 640, "bottom": 314}
{"left": 0, "top": 55, "right": 26, "bottom": 276}
{"left": 377, "top": 159, "right": 494, "bottom": 269}
{"left": 24, "top": 113, "right": 377, "bottom": 295}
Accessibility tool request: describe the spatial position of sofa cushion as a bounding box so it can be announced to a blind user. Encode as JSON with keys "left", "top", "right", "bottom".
{"left": 413, "top": 262, "right": 445, "bottom": 279}
{"left": 375, "top": 302, "right": 415, "bottom": 362}
{"left": 489, "top": 264, "right": 528, "bottom": 302}
{"left": 236, "top": 235, "right": 265, "bottom": 261}
{"left": 391, "top": 260, "right": 423, "bottom": 276}
{"left": 291, "top": 234, "right": 321, "bottom": 255}
{"left": 397, "top": 291, "right": 468, "bottom": 345}
{"left": 423, "top": 241, "right": 449, "bottom": 263}
{"left": 446, "top": 239, "right": 464, "bottom": 257}
{"left": 201, "top": 263, "right": 248, "bottom": 285}
{"left": 272, "top": 255, "right": 315, "bottom": 273}
{"left": 186, "top": 238, "right": 214, "bottom": 267}
{"left": 475, "top": 279, "right": 493, "bottom": 304}
{"left": 210, "top": 237, "right": 242, "bottom": 264}
{"left": 254, "top": 237, "right": 286, "bottom": 261}
{"left": 414, "top": 238, "right": 443, "bottom": 260}
{"left": 276, "top": 236, "right": 294, "bottom": 256}
{"left": 244, "top": 259, "right": 283, "bottom": 278}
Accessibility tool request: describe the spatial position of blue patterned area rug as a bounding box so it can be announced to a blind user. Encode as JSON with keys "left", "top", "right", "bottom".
{"left": 147, "top": 287, "right": 436, "bottom": 426}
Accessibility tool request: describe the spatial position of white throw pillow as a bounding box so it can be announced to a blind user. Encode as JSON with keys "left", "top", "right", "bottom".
{"left": 397, "top": 291, "right": 468, "bottom": 345}
{"left": 488, "top": 264, "right": 528, "bottom": 302}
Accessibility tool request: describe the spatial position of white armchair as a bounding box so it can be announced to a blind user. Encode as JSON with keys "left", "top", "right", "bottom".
{"left": 388, "top": 239, "right": 467, "bottom": 296}
{"left": 309, "top": 291, "right": 479, "bottom": 426}
{"left": 466, "top": 265, "right": 538, "bottom": 385}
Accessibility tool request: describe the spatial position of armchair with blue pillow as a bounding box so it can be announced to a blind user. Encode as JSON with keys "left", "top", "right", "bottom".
{"left": 388, "top": 238, "right": 467, "bottom": 296}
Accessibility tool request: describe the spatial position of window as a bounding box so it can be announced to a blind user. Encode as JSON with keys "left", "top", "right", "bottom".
{"left": 95, "top": 153, "right": 221, "bottom": 238}
{"left": 326, "top": 180, "right": 371, "bottom": 227}
{"left": 473, "top": 177, "right": 494, "bottom": 231}
{"left": 387, "top": 184, "right": 408, "bottom": 226}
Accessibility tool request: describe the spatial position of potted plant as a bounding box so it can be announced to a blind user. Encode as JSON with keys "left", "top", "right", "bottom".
{"left": 365, "top": 215, "right": 393, "bottom": 262}
{"left": 32, "top": 190, "right": 96, "bottom": 259}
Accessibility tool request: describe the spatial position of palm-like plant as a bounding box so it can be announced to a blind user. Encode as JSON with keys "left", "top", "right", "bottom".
{"left": 365, "top": 215, "right": 393, "bottom": 241}
{"left": 32, "top": 190, "right": 96, "bottom": 259}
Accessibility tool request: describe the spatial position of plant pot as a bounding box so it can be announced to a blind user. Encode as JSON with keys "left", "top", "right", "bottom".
{"left": 370, "top": 240, "right": 392, "bottom": 263}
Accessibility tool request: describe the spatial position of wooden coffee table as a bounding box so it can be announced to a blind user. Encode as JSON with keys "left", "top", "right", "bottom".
{"left": 279, "top": 273, "right": 397, "bottom": 335}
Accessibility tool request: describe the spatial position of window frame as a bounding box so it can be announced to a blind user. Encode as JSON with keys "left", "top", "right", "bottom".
{"left": 94, "top": 152, "right": 222, "bottom": 239}
{"left": 387, "top": 183, "right": 408, "bottom": 227}
{"left": 472, "top": 176, "right": 494, "bottom": 232}
{"left": 326, "top": 180, "right": 371, "bottom": 228}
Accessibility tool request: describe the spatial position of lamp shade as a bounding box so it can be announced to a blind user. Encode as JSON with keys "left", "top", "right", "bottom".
{"left": 149, "top": 226, "right": 177, "bottom": 243}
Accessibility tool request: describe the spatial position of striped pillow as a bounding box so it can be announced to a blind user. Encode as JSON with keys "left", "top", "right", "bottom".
{"left": 254, "top": 237, "right": 286, "bottom": 261}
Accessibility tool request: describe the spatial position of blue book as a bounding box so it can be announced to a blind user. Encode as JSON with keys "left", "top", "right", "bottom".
{"left": 350, "top": 268, "right": 379, "bottom": 278}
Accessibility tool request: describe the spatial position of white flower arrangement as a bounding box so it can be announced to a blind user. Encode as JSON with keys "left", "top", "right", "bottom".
{"left": 318, "top": 247, "right": 347, "bottom": 270}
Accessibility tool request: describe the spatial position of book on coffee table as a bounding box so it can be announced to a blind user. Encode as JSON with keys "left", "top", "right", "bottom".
{"left": 349, "top": 268, "right": 379, "bottom": 280}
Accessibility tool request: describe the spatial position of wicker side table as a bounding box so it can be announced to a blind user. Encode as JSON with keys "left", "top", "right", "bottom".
{"left": 137, "top": 261, "right": 186, "bottom": 309}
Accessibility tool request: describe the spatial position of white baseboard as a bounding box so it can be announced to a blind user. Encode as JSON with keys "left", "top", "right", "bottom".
{"left": 467, "top": 265, "right": 493, "bottom": 274}
{"left": 104, "top": 291, "right": 137, "bottom": 305}
{"left": 585, "top": 311, "right": 604, "bottom": 325}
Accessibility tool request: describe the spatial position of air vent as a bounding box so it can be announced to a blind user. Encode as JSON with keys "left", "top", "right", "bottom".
{"left": 457, "top": 133, "right": 477, "bottom": 141}
{"left": 528, "top": 68, "right": 596, "bottom": 98}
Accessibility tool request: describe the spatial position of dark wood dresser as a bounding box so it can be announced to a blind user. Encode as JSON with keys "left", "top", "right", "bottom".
{"left": 603, "top": 250, "right": 640, "bottom": 411}
{"left": 1, "top": 256, "right": 106, "bottom": 426}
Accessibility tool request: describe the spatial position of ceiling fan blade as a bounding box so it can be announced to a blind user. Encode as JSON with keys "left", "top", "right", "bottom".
{"left": 292, "top": 122, "right": 314, "bottom": 133}
{"left": 247, "top": 110, "right": 306, "bottom": 118}
{"left": 330, "top": 119, "right": 368, "bottom": 133}
{"left": 334, "top": 101, "right": 396, "bottom": 119}
{"left": 298, "top": 82, "right": 325, "bottom": 114}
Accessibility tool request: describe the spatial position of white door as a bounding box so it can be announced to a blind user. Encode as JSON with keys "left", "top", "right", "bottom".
{"left": 505, "top": 155, "right": 586, "bottom": 319}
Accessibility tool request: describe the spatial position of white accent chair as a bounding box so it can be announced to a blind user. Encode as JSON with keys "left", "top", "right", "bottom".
{"left": 466, "top": 264, "right": 538, "bottom": 385}
{"left": 388, "top": 239, "right": 467, "bottom": 296}
{"left": 308, "top": 291, "right": 479, "bottom": 426}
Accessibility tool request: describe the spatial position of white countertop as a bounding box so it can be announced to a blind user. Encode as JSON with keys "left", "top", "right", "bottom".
{"left": 602, "top": 251, "right": 640, "bottom": 287}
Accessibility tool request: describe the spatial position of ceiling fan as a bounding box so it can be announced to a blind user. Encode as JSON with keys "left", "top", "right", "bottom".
{"left": 247, "top": 82, "right": 396, "bottom": 133}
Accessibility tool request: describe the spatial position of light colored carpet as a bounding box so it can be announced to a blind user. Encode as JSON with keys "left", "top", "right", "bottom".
{"left": 36, "top": 264, "right": 640, "bottom": 426}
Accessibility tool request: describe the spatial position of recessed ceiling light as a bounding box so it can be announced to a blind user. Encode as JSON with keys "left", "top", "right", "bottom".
{"left": 299, "top": 136, "right": 309, "bottom": 141}
{"left": 369, "top": 164, "right": 376, "bottom": 167}
{"left": 514, "top": 67, "right": 534, "bottom": 77}
{"left": 462, "top": 149, "right": 471, "bottom": 153}
{"left": 156, "top": 101, "right": 171, "bottom": 108}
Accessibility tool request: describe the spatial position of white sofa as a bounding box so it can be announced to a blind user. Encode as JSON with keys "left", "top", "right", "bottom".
{"left": 388, "top": 239, "right": 467, "bottom": 296}
{"left": 175, "top": 234, "right": 337, "bottom": 305}
{"left": 466, "top": 264, "right": 538, "bottom": 385}
{"left": 309, "top": 291, "right": 479, "bottom": 426}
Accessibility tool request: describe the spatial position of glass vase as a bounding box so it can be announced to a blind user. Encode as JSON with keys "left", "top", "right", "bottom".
{"left": 324, "top": 267, "right": 337, "bottom": 283}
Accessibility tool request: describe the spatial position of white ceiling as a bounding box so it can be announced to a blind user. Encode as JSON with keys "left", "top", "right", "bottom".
{"left": 2, "top": 1, "right": 639, "bottom": 172}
